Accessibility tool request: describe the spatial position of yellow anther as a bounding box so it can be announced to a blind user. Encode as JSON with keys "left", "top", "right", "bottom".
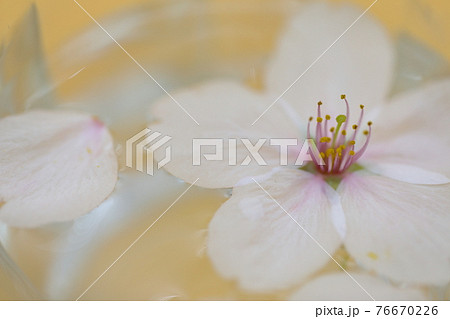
{"left": 341, "top": 94, "right": 346, "bottom": 99}
{"left": 326, "top": 148, "right": 335, "bottom": 155}
{"left": 352, "top": 124, "right": 358, "bottom": 130}
{"left": 317, "top": 117, "right": 323, "bottom": 123}
{"left": 320, "top": 137, "right": 331, "bottom": 143}
{"left": 349, "top": 140, "right": 356, "bottom": 145}
{"left": 341, "top": 144, "right": 346, "bottom": 149}
{"left": 360, "top": 104, "right": 365, "bottom": 109}
{"left": 309, "top": 116, "right": 313, "bottom": 121}
{"left": 320, "top": 152, "right": 325, "bottom": 159}
{"left": 330, "top": 127, "right": 335, "bottom": 133}
{"left": 367, "top": 121, "right": 373, "bottom": 126}
{"left": 318, "top": 101, "right": 323, "bottom": 106}
{"left": 325, "top": 115, "right": 331, "bottom": 120}
{"left": 341, "top": 130, "right": 347, "bottom": 136}
{"left": 363, "top": 130, "right": 369, "bottom": 135}
{"left": 349, "top": 150, "right": 355, "bottom": 156}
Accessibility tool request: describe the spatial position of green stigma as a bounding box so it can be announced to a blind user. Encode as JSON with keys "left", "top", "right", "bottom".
{"left": 332, "top": 114, "right": 347, "bottom": 147}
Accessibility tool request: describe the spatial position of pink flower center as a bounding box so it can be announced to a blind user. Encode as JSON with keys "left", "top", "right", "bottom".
{"left": 307, "top": 95, "right": 372, "bottom": 175}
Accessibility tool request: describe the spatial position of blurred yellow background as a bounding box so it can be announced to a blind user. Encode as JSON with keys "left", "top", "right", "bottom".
{"left": 0, "top": 0, "right": 449, "bottom": 60}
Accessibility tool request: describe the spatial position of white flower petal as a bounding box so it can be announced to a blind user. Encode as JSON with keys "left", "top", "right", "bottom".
{"left": 362, "top": 79, "right": 450, "bottom": 181}
{"left": 266, "top": 2, "right": 394, "bottom": 124}
{"left": 362, "top": 162, "right": 449, "bottom": 185}
{"left": 290, "top": 272, "right": 426, "bottom": 301}
{"left": 338, "top": 172, "right": 450, "bottom": 285}
{"left": 149, "top": 80, "right": 299, "bottom": 188}
{"left": 0, "top": 110, "right": 118, "bottom": 228}
{"left": 372, "top": 79, "right": 450, "bottom": 143}
{"left": 207, "top": 169, "right": 342, "bottom": 292}
{"left": 362, "top": 132, "right": 450, "bottom": 183}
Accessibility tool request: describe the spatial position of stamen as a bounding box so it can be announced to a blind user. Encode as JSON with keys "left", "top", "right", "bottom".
{"left": 307, "top": 117, "right": 313, "bottom": 139}
{"left": 353, "top": 125, "right": 372, "bottom": 162}
{"left": 350, "top": 105, "right": 365, "bottom": 142}
{"left": 334, "top": 147, "right": 343, "bottom": 170}
{"left": 324, "top": 115, "right": 330, "bottom": 138}
{"left": 306, "top": 96, "right": 372, "bottom": 175}
{"left": 338, "top": 96, "right": 350, "bottom": 145}
{"left": 315, "top": 102, "right": 324, "bottom": 141}
{"left": 339, "top": 140, "right": 355, "bottom": 172}
{"left": 325, "top": 148, "right": 335, "bottom": 157}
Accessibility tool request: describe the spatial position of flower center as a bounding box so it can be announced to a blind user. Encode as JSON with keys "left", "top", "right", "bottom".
{"left": 307, "top": 95, "right": 372, "bottom": 175}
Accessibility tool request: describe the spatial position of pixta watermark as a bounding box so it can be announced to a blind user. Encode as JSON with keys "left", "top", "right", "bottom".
{"left": 126, "top": 129, "right": 324, "bottom": 175}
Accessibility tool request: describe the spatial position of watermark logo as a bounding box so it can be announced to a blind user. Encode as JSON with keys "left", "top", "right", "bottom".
{"left": 126, "top": 128, "right": 172, "bottom": 175}
{"left": 126, "top": 130, "right": 325, "bottom": 175}
{"left": 192, "top": 138, "right": 324, "bottom": 166}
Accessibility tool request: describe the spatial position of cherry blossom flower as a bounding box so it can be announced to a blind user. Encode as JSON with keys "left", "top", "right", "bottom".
{"left": 149, "top": 2, "right": 450, "bottom": 292}
{"left": 0, "top": 7, "right": 118, "bottom": 228}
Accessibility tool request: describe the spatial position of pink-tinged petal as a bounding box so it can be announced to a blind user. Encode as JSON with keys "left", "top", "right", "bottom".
{"left": 0, "top": 110, "right": 118, "bottom": 228}
{"left": 207, "top": 169, "right": 342, "bottom": 292}
{"left": 338, "top": 172, "right": 450, "bottom": 285}
{"left": 265, "top": 2, "right": 393, "bottom": 124}
{"left": 149, "top": 81, "right": 299, "bottom": 188}
{"left": 290, "top": 272, "right": 426, "bottom": 301}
